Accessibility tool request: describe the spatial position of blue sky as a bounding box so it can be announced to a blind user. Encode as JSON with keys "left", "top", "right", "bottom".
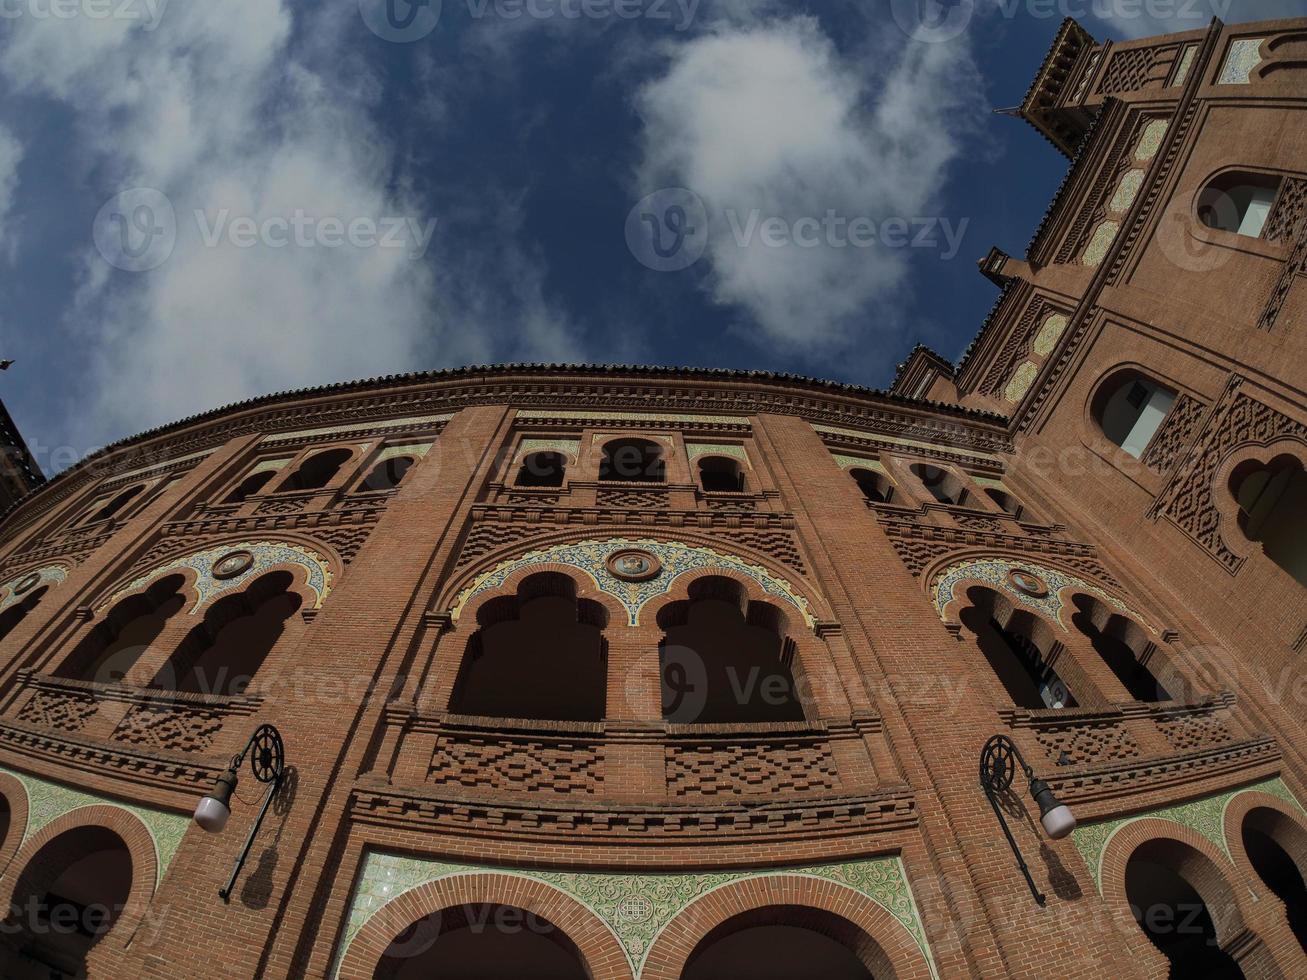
{"left": 0, "top": 0, "right": 1302, "bottom": 472}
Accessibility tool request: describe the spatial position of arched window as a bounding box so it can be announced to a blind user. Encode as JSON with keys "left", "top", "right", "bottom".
{"left": 1230, "top": 455, "right": 1307, "bottom": 589}
{"left": 516, "top": 452, "right": 567, "bottom": 488}
{"left": 1093, "top": 372, "right": 1177, "bottom": 459}
{"left": 0, "top": 826, "right": 134, "bottom": 975}
{"left": 278, "top": 448, "right": 352, "bottom": 492}
{"left": 910, "top": 463, "right": 967, "bottom": 506}
{"left": 360, "top": 456, "right": 414, "bottom": 492}
{"left": 375, "top": 905, "right": 589, "bottom": 979}
{"left": 81, "top": 484, "right": 145, "bottom": 526}
{"left": 599, "top": 438, "right": 664, "bottom": 483}
{"left": 849, "top": 467, "right": 894, "bottom": 503}
{"left": 1198, "top": 171, "right": 1280, "bottom": 238}
{"left": 985, "top": 488, "right": 1025, "bottom": 519}
{"left": 698, "top": 456, "right": 745, "bottom": 493}
{"left": 225, "top": 470, "right": 276, "bottom": 504}
{"left": 451, "top": 573, "right": 607, "bottom": 722}
{"left": 55, "top": 575, "right": 187, "bottom": 685}
{"left": 152, "top": 572, "right": 301, "bottom": 696}
{"left": 657, "top": 577, "right": 804, "bottom": 725}
{"left": 0, "top": 586, "right": 48, "bottom": 645}
{"left": 960, "top": 587, "right": 1075, "bottom": 710}
{"left": 1070, "top": 595, "right": 1171, "bottom": 702}
{"left": 1241, "top": 808, "right": 1307, "bottom": 953}
{"left": 683, "top": 906, "right": 883, "bottom": 980}
{"left": 1125, "top": 839, "right": 1246, "bottom": 977}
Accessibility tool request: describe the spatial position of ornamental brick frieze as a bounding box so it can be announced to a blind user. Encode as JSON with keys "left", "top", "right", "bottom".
{"left": 349, "top": 776, "right": 917, "bottom": 844}
{"left": 1141, "top": 392, "right": 1208, "bottom": 474}
{"left": 1151, "top": 380, "right": 1307, "bottom": 571}
{"left": 815, "top": 424, "right": 1009, "bottom": 466}
{"left": 977, "top": 297, "right": 1070, "bottom": 397}
{"left": 162, "top": 496, "right": 389, "bottom": 565}
{"left": 1257, "top": 178, "right": 1307, "bottom": 333}
{"left": 1016, "top": 307, "right": 1099, "bottom": 433}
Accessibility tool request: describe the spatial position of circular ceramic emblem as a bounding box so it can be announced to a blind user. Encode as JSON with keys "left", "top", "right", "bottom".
{"left": 212, "top": 550, "right": 255, "bottom": 580}
{"left": 1006, "top": 568, "right": 1049, "bottom": 598}
{"left": 11, "top": 572, "right": 41, "bottom": 595}
{"left": 606, "top": 549, "right": 661, "bottom": 582}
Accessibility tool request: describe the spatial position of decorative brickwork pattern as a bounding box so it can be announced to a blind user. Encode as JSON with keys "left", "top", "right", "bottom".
{"left": 1258, "top": 207, "right": 1307, "bottom": 332}
{"left": 596, "top": 489, "right": 668, "bottom": 510}
{"left": 1033, "top": 720, "right": 1141, "bottom": 766}
{"left": 16, "top": 689, "right": 99, "bottom": 733}
{"left": 1263, "top": 176, "right": 1307, "bottom": 243}
{"left": 455, "top": 522, "right": 539, "bottom": 567}
{"left": 1097, "top": 46, "right": 1160, "bottom": 94}
{"left": 111, "top": 703, "right": 227, "bottom": 753}
{"left": 428, "top": 736, "right": 601, "bottom": 794}
{"left": 1154, "top": 384, "right": 1307, "bottom": 570}
{"left": 720, "top": 528, "right": 807, "bottom": 573}
{"left": 665, "top": 741, "right": 839, "bottom": 796}
{"left": 1156, "top": 711, "right": 1234, "bottom": 752}
{"left": 1141, "top": 393, "right": 1208, "bottom": 473}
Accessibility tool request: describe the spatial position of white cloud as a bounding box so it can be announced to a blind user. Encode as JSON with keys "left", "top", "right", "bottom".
{"left": 0, "top": 1, "right": 583, "bottom": 453}
{"left": 0, "top": 125, "right": 22, "bottom": 261}
{"left": 635, "top": 17, "right": 984, "bottom": 355}
{"left": 1089, "top": 0, "right": 1305, "bottom": 39}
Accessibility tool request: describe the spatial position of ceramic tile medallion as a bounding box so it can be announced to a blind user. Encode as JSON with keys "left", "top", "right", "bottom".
{"left": 452, "top": 537, "right": 813, "bottom": 626}
{"left": 332, "top": 853, "right": 939, "bottom": 979}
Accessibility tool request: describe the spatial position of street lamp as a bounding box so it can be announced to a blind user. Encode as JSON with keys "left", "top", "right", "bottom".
{"left": 194, "top": 724, "right": 286, "bottom": 902}
{"left": 978, "top": 734, "right": 1076, "bottom": 906}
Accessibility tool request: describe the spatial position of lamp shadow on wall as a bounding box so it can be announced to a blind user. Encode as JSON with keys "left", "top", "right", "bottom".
{"left": 239, "top": 765, "right": 300, "bottom": 910}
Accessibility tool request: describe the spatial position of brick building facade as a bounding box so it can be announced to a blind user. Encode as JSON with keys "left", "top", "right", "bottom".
{"left": 0, "top": 15, "right": 1303, "bottom": 980}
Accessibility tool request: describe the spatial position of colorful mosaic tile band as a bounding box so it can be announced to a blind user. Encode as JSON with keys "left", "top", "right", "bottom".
{"left": 1072, "top": 777, "right": 1304, "bottom": 893}
{"left": 1171, "top": 44, "right": 1197, "bottom": 87}
{"left": 931, "top": 557, "right": 1141, "bottom": 630}
{"left": 99, "top": 540, "right": 333, "bottom": 614}
{"left": 833, "top": 454, "right": 887, "bottom": 472}
{"left": 1134, "top": 119, "right": 1169, "bottom": 162}
{"left": 331, "top": 853, "right": 938, "bottom": 979}
{"left": 685, "top": 443, "right": 749, "bottom": 463}
{"left": 0, "top": 565, "right": 68, "bottom": 614}
{"left": 0, "top": 767, "right": 189, "bottom": 888}
{"left": 452, "top": 538, "right": 813, "bottom": 627}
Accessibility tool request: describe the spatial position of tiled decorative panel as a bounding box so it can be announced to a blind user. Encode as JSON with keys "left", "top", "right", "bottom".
{"left": 0, "top": 767, "right": 189, "bottom": 887}
{"left": 514, "top": 438, "right": 581, "bottom": 461}
{"left": 1218, "top": 38, "right": 1265, "bottom": 84}
{"left": 100, "top": 540, "right": 333, "bottom": 613}
{"left": 931, "top": 557, "right": 1143, "bottom": 630}
{"left": 1072, "top": 777, "right": 1304, "bottom": 893}
{"left": 0, "top": 565, "right": 68, "bottom": 614}
{"left": 685, "top": 443, "right": 749, "bottom": 463}
{"left": 333, "top": 853, "right": 938, "bottom": 978}
{"left": 452, "top": 537, "right": 813, "bottom": 627}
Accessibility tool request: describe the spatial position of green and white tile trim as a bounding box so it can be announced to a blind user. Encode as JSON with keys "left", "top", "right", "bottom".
{"left": 0, "top": 767, "right": 188, "bottom": 889}
{"left": 815, "top": 424, "right": 1001, "bottom": 464}
{"left": 514, "top": 438, "right": 581, "bottom": 462}
{"left": 685, "top": 443, "right": 749, "bottom": 464}
{"left": 1072, "top": 777, "right": 1305, "bottom": 894}
{"left": 452, "top": 537, "right": 813, "bottom": 627}
{"left": 332, "top": 853, "right": 938, "bottom": 979}
{"left": 263, "top": 413, "right": 453, "bottom": 445}
{"left": 517, "top": 410, "right": 749, "bottom": 426}
{"left": 1218, "top": 38, "right": 1265, "bottom": 85}
{"left": 832, "top": 454, "right": 887, "bottom": 472}
{"left": 931, "top": 557, "right": 1142, "bottom": 630}
{"left": 374, "top": 442, "right": 433, "bottom": 463}
{"left": 0, "top": 565, "right": 68, "bottom": 615}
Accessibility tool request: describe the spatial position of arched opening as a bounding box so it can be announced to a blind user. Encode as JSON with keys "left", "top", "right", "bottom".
{"left": 1070, "top": 595, "right": 1170, "bottom": 703}
{"left": 910, "top": 463, "right": 967, "bottom": 506}
{"left": 985, "top": 488, "right": 1025, "bottom": 520}
{"left": 1241, "top": 808, "right": 1307, "bottom": 954}
{"left": 1229, "top": 454, "right": 1307, "bottom": 589}
{"left": 54, "top": 575, "right": 187, "bottom": 685}
{"left": 0, "top": 825, "right": 134, "bottom": 977}
{"left": 81, "top": 484, "right": 145, "bottom": 526}
{"left": 1197, "top": 171, "right": 1280, "bottom": 238}
{"left": 1093, "top": 372, "right": 1177, "bottom": 459}
{"left": 698, "top": 456, "right": 746, "bottom": 493}
{"left": 850, "top": 468, "right": 894, "bottom": 504}
{"left": 450, "top": 573, "right": 607, "bottom": 722}
{"left": 373, "top": 904, "right": 589, "bottom": 980}
{"left": 959, "top": 587, "right": 1075, "bottom": 710}
{"left": 599, "top": 438, "right": 664, "bottom": 483}
{"left": 225, "top": 470, "right": 276, "bottom": 504}
{"left": 0, "top": 585, "right": 48, "bottom": 644}
{"left": 516, "top": 452, "right": 567, "bottom": 488}
{"left": 361, "top": 456, "right": 415, "bottom": 492}
{"left": 0, "top": 794, "right": 11, "bottom": 857}
{"left": 1124, "top": 838, "right": 1246, "bottom": 978}
{"left": 681, "top": 906, "right": 883, "bottom": 980}
{"left": 278, "top": 448, "right": 352, "bottom": 492}
{"left": 152, "top": 572, "right": 301, "bottom": 696}
{"left": 657, "top": 577, "right": 804, "bottom": 725}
